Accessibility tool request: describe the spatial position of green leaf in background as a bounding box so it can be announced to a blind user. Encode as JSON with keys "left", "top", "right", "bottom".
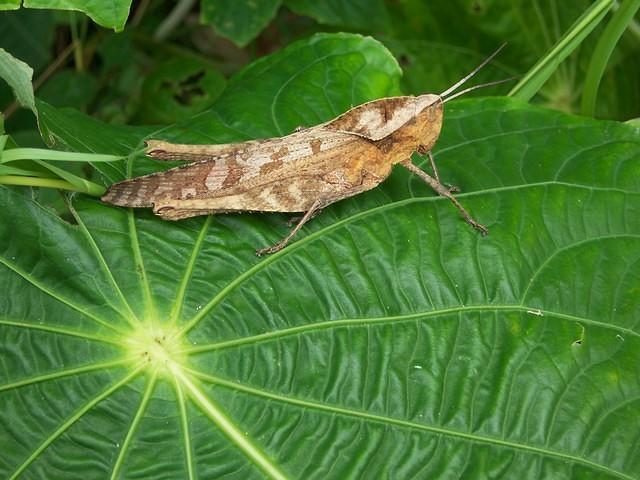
{"left": 0, "top": 9, "right": 55, "bottom": 73}
{"left": 384, "top": 40, "right": 515, "bottom": 99}
{"left": 284, "top": 0, "right": 392, "bottom": 31}
{"left": 40, "top": 33, "right": 403, "bottom": 182}
{"left": 0, "top": 48, "right": 36, "bottom": 117}
{"left": 0, "top": 0, "right": 132, "bottom": 31}
{"left": 3, "top": 33, "right": 640, "bottom": 478}
{"left": 201, "top": 0, "right": 282, "bottom": 47}
{"left": 289, "top": 0, "right": 639, "bottom": 120}
{"left": 135, "top": 57, "right": 226, "bottom": 125}
{"left": 37, "top": 69, "right": 98, "bottom": 111}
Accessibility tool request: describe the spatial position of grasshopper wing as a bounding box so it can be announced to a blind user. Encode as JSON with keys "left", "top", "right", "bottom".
{"left": 102, "top": 129, "right": 356, "bottom": 209}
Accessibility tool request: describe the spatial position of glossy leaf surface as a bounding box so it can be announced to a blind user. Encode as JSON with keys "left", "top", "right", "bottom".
{"left": 2, "top": 33, "right": 640, "bottom": 479}
{"left": 0, "top": 0, "right": 133, "bottom": 31}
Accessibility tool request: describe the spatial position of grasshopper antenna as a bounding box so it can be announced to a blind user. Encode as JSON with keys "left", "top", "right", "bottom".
{"left": 440, "top": 43, "right": 507, "bottom": 99}
{"left": 442, "top": 76, "right": 517, "bottom": 103}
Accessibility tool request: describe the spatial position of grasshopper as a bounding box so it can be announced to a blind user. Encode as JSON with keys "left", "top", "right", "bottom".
{"left": 102, "top": 45, "right": 511, "bottom": 255}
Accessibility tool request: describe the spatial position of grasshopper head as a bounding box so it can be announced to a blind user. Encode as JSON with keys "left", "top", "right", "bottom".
{"left": 414, "top": 94, "right": 444, "bottom": 155}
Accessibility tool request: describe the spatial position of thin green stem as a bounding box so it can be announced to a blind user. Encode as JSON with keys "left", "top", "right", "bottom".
{"left": 581, "top": 0, "right": 640, "bottom": 116}
{"left": 0, "top": 165, "right": 53, "bottom": 177}
{"left": 0, "top": 175, "right": 105, "bottom": 195}
{"left": 614, "top": 0, "right": 640, "bottom": 39}
{"left": 509, "top": 0, "right": 614, "bottom": 100}
{"left": 0, "top": 147, "right": 119, "bottom": 195}
{"left": 33, "top": 160, "right": 106, "bottom": 196}
{"left": 0, "top": 148, "right": 122, "bottom": 163}
{"left": 132, "top": 0, "right": 152, "bottom": 26}
{"left": 69, "top": 13, "right": 84, "bottom": 72}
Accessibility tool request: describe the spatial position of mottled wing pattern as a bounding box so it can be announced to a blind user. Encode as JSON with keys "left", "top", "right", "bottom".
{"left": 325, "top": 96, "right": 418, "bottom": 141}
{"left": 101, "top": 128, "right": 375, "bottom": 214}
{"left": 102, "top": 161, "right": 235, "bottom": 208}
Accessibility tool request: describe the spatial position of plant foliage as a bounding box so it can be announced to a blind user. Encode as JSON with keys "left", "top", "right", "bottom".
{"left": 1, "top": 2, "right": 640, "bottom": 479}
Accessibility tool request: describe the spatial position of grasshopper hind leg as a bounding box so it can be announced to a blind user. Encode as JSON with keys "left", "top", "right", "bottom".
{"left": 256, "top": 199, "right": 325, "bottom": 256}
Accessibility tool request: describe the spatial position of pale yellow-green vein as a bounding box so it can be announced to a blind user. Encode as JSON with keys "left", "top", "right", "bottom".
{"left": 9, "top": 366, "right": 143, "bottom": 480}
{"left": 170, "top": 216, "right": 212, "bottom": 327}
{"left": 111, "top": 371, "right": 158, "bottom": 479}
{"left": 173, "top": 367, "right": 289, "bottom": 480}
{"left": 69, "top": 200, "right": 141, "bottom": 326}
{"left": 173, "top": 377, "right": 195, "bottom": 480}
{"left": 188, "top": 368, "right": 635, "bottom": 480}
{"left": 0, "top": 318, "right": 120, "bottom": 346}
{"left": 0, "top": 358, "right": 133, "bottom": 392}
{"left": 180, "top": 305, "right": 639, "bottom": 355}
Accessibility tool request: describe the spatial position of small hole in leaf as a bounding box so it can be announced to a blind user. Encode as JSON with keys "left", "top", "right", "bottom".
{"left": 399, "top": 54, "right": 411, "bottom": 67}
{"left": 572, "top": 324, "right": 585, "bottom": 347}
{"left": 470, "top": 0, "right": 485, "bottom": 14}
{"left": 173, "top": 70, "right": 207, "bottom": 105}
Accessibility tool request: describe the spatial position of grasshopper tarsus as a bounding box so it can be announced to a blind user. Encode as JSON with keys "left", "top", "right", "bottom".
{"left": 467, "top": 218, "right": 489, "bottom": 236}
{"left": 255, "top": 244, "right": 282, "bottom": 256}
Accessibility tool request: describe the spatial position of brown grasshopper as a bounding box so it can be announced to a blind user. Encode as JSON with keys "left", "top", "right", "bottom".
{"left": 102, "top": 45, "right": 511, "bottom": 255}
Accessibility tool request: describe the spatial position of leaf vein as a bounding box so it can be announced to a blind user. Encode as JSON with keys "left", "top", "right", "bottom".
{"left": 0, "top": 259, "right": 125, "bottom": 335}
{"left": 8, "top": 366, "right": 143, "bottom": 479}
{"left": 182, "top": 305, "right": 640, "bottom": 355}
{"left": 190, "top": 369, "right": 635, "bottom": 480}
{"left": 179, "top": 183, "right": 640, "bottom": 337}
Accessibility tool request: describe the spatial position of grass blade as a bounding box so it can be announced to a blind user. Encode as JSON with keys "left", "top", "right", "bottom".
{"left": 509, "top": 0, "right": 614, "bottom": 100}
{"left": 580, "top": 0, "right": 640, "bottom": 116}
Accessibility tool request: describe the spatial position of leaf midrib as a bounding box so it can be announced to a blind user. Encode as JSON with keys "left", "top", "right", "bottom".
{"left": 182, "top": 304, "right": 640, "bottom": 354}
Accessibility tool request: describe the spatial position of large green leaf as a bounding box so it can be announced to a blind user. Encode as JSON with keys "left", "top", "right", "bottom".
{"left": 0, "top": 0, "right": 133, "bottom": 31}
{"left": 0, "top": 9, "right": 55, "bottom": 73}
{"left": 201, "top": 0, "right": 282, "bottom": 47}
{"left": 284, "top": 0, "right": 392, "bottom": 31}
{"left": 3, "top": 33, "right": 640, "bottom": 478}
{"left": 135, "top": 56, "right": 226, "bottom": 125}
